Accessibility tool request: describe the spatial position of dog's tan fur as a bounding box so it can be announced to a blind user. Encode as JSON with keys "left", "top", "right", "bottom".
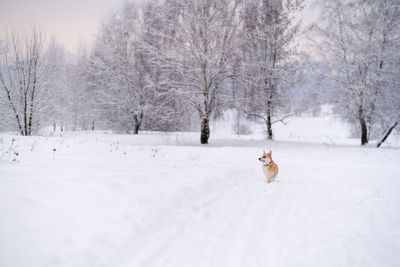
{"left": 259, "top": 150, "right": 279, "bottom": 183}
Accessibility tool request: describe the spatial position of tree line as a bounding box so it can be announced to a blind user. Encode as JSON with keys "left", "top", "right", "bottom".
{"left": 1, "top": 0, "right": 399, "bottom": 146}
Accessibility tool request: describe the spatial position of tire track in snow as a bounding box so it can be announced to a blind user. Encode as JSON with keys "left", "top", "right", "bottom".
{"left": 100, "top": 168, "right": 248, "bottom": 267}
{"left": 134, "top": 170, "right": 283, "bottom": 267}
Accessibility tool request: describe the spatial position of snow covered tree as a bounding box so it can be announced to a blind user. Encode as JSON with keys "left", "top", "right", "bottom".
{"left": 87, "top": 2, "right": 148, "bottom": 134}
{"left": 40, "top": 38, "right": 71, "bottom": 132}
{"left": 312, "top": 0, "right": 400, "bottom": 146}
{"left": 237, "top": 0, "right": 304, "bottom": 140}
{"left": 138, "top": 1, "right": 195, "bottom": 132}
{"left": 69, "top": 43, "right": 97, "bottom": 132}
{"left": 371, "top": 0, "right": 400, "bottom": 147}
{"left": 0, "top": 25, "right": 46, "bottom": 135}
{"left": 142, "top": 0, "right": 241, "bottom": 144}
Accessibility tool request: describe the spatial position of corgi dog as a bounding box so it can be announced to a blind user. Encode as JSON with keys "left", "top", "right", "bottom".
{"left": 258, "top": 150, "right": 279, "bottom": 183}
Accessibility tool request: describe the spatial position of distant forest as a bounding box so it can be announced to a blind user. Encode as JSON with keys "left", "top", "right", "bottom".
{"left": 1, "top": 0, "right": 399, "bottom": 146}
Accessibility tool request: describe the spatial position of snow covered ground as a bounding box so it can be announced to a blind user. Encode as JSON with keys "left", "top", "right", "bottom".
{"left": 1, "top": 116, "right": 400, "bottom": 267}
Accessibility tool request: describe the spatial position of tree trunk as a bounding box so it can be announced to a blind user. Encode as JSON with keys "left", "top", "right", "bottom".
{"left": 359, "top": 117, "right": 368, "bottom": 145}
{"left": 133, "top": 123, "right": 140, "bottom": 134}
{"left": 2, "top": 84, "right": 24, "bottom": 135}
{"left": 92, "top": 121, "right": 95, "bottom": 131}
{"left": 377, "top": 121, "right": 398, "bottom": 148}
{"left": 200, "top": 116, "right": 210, "bottom": 144}
{"left": 133, "top": 111, "right": 143, "bottom": 135}
{"left": 23, "top": 93, "right": 28, "bottom": 136}
{"left": 27, "top": 84, "right": 36, "bottom": 136}
{"left": 266, "top": 107, "right": 273, "bottom": 140}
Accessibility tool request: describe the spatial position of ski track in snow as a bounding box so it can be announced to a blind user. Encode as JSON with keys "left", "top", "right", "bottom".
{"left": 0, "top": 132, "right": 400, "bottom": 267}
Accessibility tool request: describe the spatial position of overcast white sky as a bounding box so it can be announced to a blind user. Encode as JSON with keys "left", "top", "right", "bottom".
{"left": 0, "top": 0, "right": 124, "bottom": 53}
{"left": 0, "top": 0, "right": 319, "bottom": 54}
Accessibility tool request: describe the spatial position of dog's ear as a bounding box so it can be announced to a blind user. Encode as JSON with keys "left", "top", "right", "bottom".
{"left": 268, "top": 150, "right": 272, "bottom": 156}
{"left": 263, "top": 150, "right": 266, "bottom": 154}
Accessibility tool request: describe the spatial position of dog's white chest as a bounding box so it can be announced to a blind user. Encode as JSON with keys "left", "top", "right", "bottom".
{"left": 262, "top": 166, "right": 274, "bottom": 179}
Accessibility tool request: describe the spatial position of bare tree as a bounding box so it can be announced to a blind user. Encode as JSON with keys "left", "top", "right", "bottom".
{"left": 139, "top": 1, "right": 194, "bottom": 132}
{"left": 40, "top": 37, "right": 70, "bottom": 132}
{"left": 143, "top": 0, "right": 241, "bottom": 144}
{"left": 311, "top": 0, "right": 400, "bottom": 146}
{"left": 238, "top": 0, "right": 304, "bottom": 140}
{"left": 87, "top": 2, "right": 148, "bottom": 134}
{"left": 0, "top": 25, "right": 45, "bottom": 136}
{"left": 68, "top": 42, "right": 99, "bottom": 132}
{"left": 373, "top": 0, "right": 400, "bottom": 147}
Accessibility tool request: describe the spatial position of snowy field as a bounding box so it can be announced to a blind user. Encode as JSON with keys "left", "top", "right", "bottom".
{"left": 1, "top": 115, "right": 400, "bottom": 267}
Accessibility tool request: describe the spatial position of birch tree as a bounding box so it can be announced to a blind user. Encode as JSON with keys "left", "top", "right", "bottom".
{"left": 139, "top": 1, "right": 194, "bottom": 132}
{"left": 372, "top": 0, "right": 400, "bottom": 147}
{"left": 238, "top": 0, "right": 304, "bottom": 140}
{"left": 312, "top": 0, "right": 400, "bottom": 146}
{"left": 0, "top": 26, "right": 45, "bottom": 135}
{"left": 66, "top": 43, "right": 96, "bottom": 131}
{"left": 41, "top": 38, "right": 70, "bottom": 132}
{"left": 87, "top": 2, "right": 148, "bottom": 134}
{"left": 143, "top": 0, "right": 241, "bottom": 144}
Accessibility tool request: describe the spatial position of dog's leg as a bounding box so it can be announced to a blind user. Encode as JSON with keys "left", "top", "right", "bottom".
{"left": 268, "top": 176, "right": 276, "bottom": 183}
{"left": 269, "top": 172, "right": 278, "bottom": 183}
